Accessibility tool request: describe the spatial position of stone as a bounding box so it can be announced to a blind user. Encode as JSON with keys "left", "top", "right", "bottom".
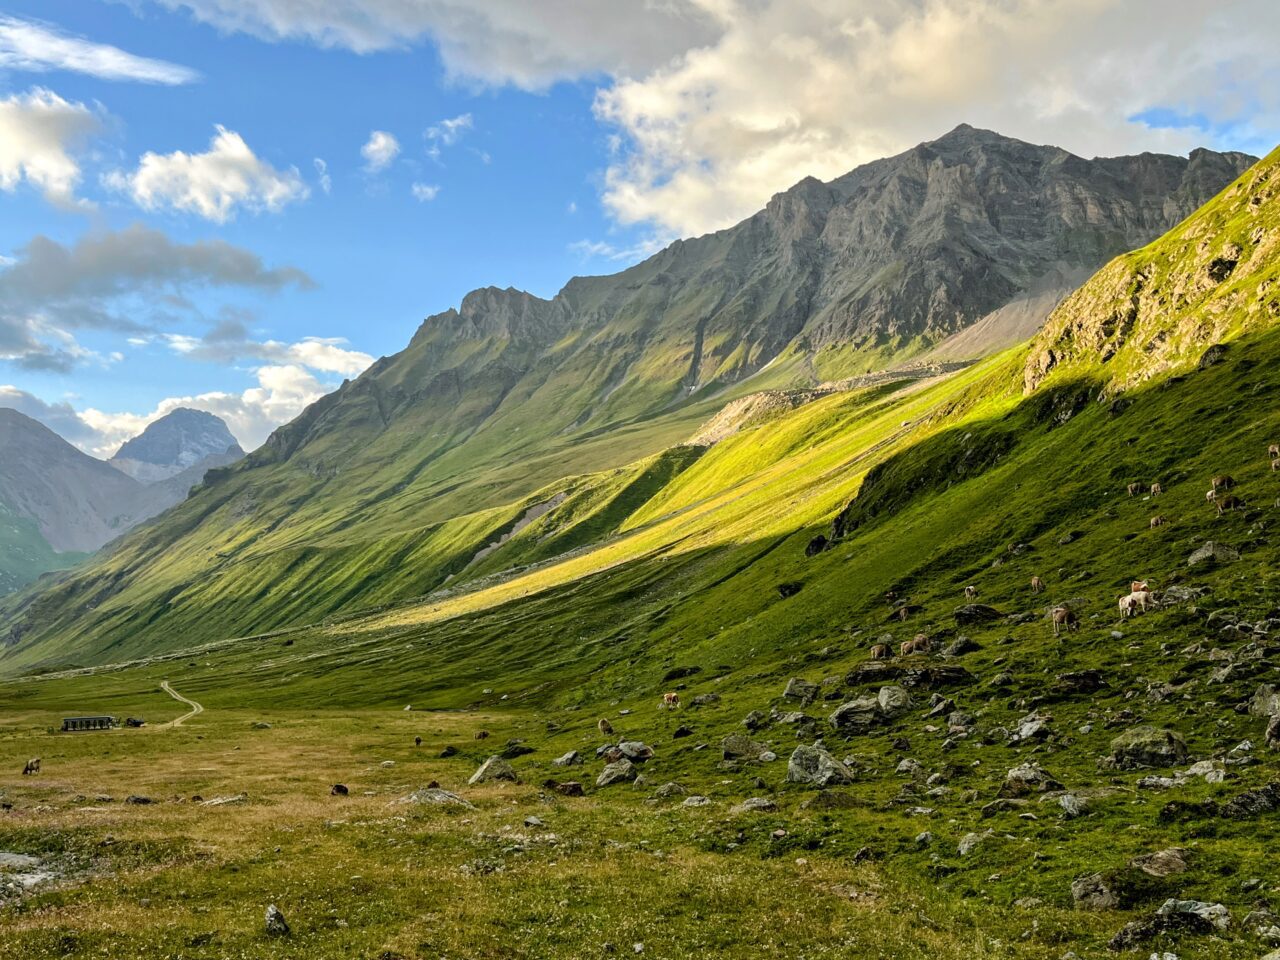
{"left": 953, "top": 603, "right": 1003, "bottom": 625}
{"left": 742, "top": 710, "right": 767, "bottom": 731}
{"left": 1108, "top": 727, "right": 1188, "bottom": 769}
{"left": 829, "top": 696, "right": 881, "bottom": 733}
{"left": 786, "top": 745, "right": 856, "bottom": 787}
{"left": 265, "top": 904, "right": 290, "bottom": 937}
{"left": 1187, "top": 541, "right": 1240, "bottom": 567}
{"left": 1058, "top": 794, "right": 1087, "bottom": 818}
{"left": 876, "top": 685, "right": 911, "bottom": 718}
{"left": 1131, "top": 848, "right": 1189, "bottom": 878}
{"left": 552, "top": 750, "right": 582, "bottom": 767}
{"left": 672, "top": 725, "right": 694, "bottom": 739}
{"left": 722, "top": 733, "right": 770, "bottom": 762}
{"left": 554, "top": 781, "right": 585, "bottom": 797}
{"left": 596, "top": 759, "right": 636, "bottom": 787}
{"left": 691, "top": 693, "right": 720, "bottom": 707}
{"left": 124, "top": 795, "right": 152, "bottom": 805}
{"left": 652, "top": 782, "right": 687, "bottom": 799}
{"left": 958, "top": 830, "right": 990, "bottom": 856}
{"left": 942, "top": 636, "right": 980, "bottom": 658}
{"left": 617, "top": 741, "right": 654, "bottom": 762}
{"left": 468, "top": 756, "right": 517, "bottom": 785}
{"left": 682, "top": 795, "right": 711, "bottom": 807}
{"left": 1071, "top": 873, "right": 1118, "bottom": 910}
{"left": 783, "top": 677, "right": 820, "bottom": 703}
{"left": 731, "top": 797, "right": 777, "bottom": 814}
{"left": 1155, "top": 898, "right": 1229, "bottom": 931}
{"left": 895, "top": 758, "right": 923, "bottom": 776}
{"left": 999, "top": 762, "right": 1064, "bottom": 798}
{"left": 397, "top": 787, "right": 475, "bottom": 809}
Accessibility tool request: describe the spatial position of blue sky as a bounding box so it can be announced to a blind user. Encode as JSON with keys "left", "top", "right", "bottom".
{"left": 0, "top": 0, "right": 1275, "bottom": 454}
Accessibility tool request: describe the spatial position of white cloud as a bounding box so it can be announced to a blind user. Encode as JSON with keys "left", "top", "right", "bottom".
{"left": 163, "top": 328, "right": 372, "bottom": 376}
{"left": 426, "top": 112, "right": 472, "bottom": 146}
{"left": 313, "top": 156, "right": 331, "bottom": 193}
{"left": 0, "top": 14, "right": 198, "bottom": 84}
{"left": 411, "top": 182, "right": 440, "bottom": 202}
{"left": 0, "top": 87, "right": 101, "bottom": 208}
{"left": 152, "top": 0, "right": 720, "bottom": 87}
{"left": 569, "top": 235, "right": 669, "bottom": 263}
{"left": 105, "top": 125, "right": 309, "bottom": 222}
{"left": 594, "top": 0, "right": 1280, "bottom": 235}
{"left": 361, "top": 130, "right": 400, "bottom": 172}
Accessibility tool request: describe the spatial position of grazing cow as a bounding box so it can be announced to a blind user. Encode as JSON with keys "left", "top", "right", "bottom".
{"left": 1130, "top": 580, "right": 1149, "bottom": 594}
{"left": 895, "top": 605, "right": 911, "bottom": 622}
{"left": 1211, "top": 475, "right": 1236, "bottom": 492}
{"left": 1217, "top": 494, "right": 1245, "bottom": 516}
{"left": 598, "top": 718, "right": 615, "bottom": 736}
{"left": 22, "top": 758, "right": 40, "bottom": 776}
{"left": 414, "top": 736, "right": 422, "bottom": 747}
{"left": 1206, "top": 489, "right": 1217, "bottom": 503}
{"left": 662, "top": 692, "right": 681, "bottom": 709}
{"left": 964, "top": 585, "right": 978, "bottom": 598}
{"left": 1120, "top": 590, "right": 1154, "bottom": 617}
{"left": 870, "top": 643, "right": 891, "bottom": 660}
{"left": 900, "top": 634, "right": 932, "bottom": 656}
{"left": 1051, "top": 607, "right": 1079, "bottom": 636}
{"left": 1150, "top": 482, "right": 1163, "bottom": 496}
{"left": 1127, "top": 482, "right": 1143, "bottom": 497}
{"left": 1030, "top": 575, "right": 1045, "bottom": 594}
{"left": 1150, "top": 515, "right": 1168, "bottom": 528}
{"left": 474, "top": 730, "right": 490, "bottom": 740}
{"left": 1273, "top": 458, "right": 1280, "bottom": 472}
{"left": 1269, "top": 443, "right": 1279, "bottom": 460}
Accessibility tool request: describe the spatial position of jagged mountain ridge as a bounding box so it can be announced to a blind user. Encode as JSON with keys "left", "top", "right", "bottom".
{"left": 111, "top": 407, "right": 243, "bottom": 484}
{"left": 0, "top": 126, "right": 1258, "bottom": 657}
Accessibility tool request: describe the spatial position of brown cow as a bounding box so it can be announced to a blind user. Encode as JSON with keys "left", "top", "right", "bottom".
{"left": 474, "top": 730, "right": 490, "bottom": 740}
{"left": 662, "top": 692, "right": 680, "bottom": 709}
{"left": 1269, "top": 443, "right": 1279, "bottom": 460}
{"left": 1217, "top": 494, "right": 1244, "bottom": 516}
{"left": 1130, "top": 580, "right": 1149, "bottom": 593}
{"left": 1030, "top": 575, "right": 1044, "bottom": 594}
{"left": 1211, "top": 475, "right": 1236, "bottom": 492}
{"left": 1273, "top": 458, "right": 1280, "bottom": 472}
{"left": 1150, "top": 482, "right": 1163, "bottom": 496}
{"left": 1150, "top": 515, "right": 1168, "bottom": 528}
{"left": 22, "top": 758, "right": 40, "bottom": 776}
{"left": 1127, "top": 482, "right": 1143, "bottom": 497}
{"left": 1051, "top": 606, "right": 1079, "bottom": 637}
{"left": 870, "top": 643, "right": 891, "bottom": 660}
{"left": 598, "top": 718, "right": 615, "bottom": 736}
{"left": 900, "top": 634, "right": 932, "bottom": 656}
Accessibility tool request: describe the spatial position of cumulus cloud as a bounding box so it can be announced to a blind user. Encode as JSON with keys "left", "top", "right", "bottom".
{"left": 0, "top": 87, "right": 101, "bottom": 208}
{"left": 152, "top": 0, "right": 720, "bottom": 87}
{"left": 361, "top": 130, "right": 400, "bottom": 172}
{"left": 104, "top": 125, "right": 309, "bottom": 222}
{"left": 594, "top": 0, "right": 1280, "bottom": 235}
{"left": 0, "top": 14, "right": 198, "bottom": 84}
{"left": 0, "top": 224, "right": 312, "bottom": 371}
{"left": 410, "top": 182, "right": 439, "bottom": 202}
{"left": 163, "top": 320, "right": 372, "bottom": 376}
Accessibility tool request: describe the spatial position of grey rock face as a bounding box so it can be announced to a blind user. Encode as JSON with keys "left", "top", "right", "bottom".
{"left": 1188, "top": 541, "right": 1241, "bottom": 567}
{"left": 596, "top": 759, "right": 637, "bottom": 787}
{"left": 721, "top": 733, "right": 770, "bottom": 761}
{"left": 467, "top": 756, "right": 517, "bottom": 785}
{"left": 111, "top": 408, "right": 243, "bottom": 483}
{"left": 786, "top": 745, "right": 857, "bottom": 787}
{"left": 1108, "top": 727, "right": 1188, "bottom": 769}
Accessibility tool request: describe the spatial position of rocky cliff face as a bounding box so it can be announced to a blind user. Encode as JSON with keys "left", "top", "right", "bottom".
{"left": 110, "top": 408, "right": 243, "bottom": 484}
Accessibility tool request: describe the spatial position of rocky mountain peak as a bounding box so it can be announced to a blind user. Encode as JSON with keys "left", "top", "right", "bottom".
{"left": 111, "top": 408, "right": 243, "bottom": 484}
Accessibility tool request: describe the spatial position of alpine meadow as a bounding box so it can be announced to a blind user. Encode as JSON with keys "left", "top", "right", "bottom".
{"left": 2, "top": 4, "right": 1280, "bottom": 959}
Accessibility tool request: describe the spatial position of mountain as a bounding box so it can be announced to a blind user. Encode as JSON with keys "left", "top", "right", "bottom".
{"left": 0, "top": 408, "right": 243, "bottom": 596}
{"left": 0, "top": 127, "right": 1259, "bottom": 665}
{"left": 110, "top": 407, "right": 244, "bottom": 484}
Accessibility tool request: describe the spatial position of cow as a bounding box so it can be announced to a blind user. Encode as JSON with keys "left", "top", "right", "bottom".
{"left": 1051, "top": 607, "right": 1079, "bottom": 636}
{"left": 1119, "top": 590, "right": 1154, "bottom": 617}
{"left": 1150, "top": 482, "right": 1163, "bottom": 496}
{"left": 1217, "top": 494, "right": 1245, "bottom": 516}
{"left": 22, "top": 758, "right": 40, "bottom": 776}
{"left": 1206, "top": 489, "right": 1217, "bottom": 503}
{"left": 900, "top": 634, "right": 932, "bottom": 656}
{"left": 1150, "top": 515, "right": 1168, "bottom": 528}
{"left": 598, "top": 718, "right": 615, "bottom": 736}
{"left": 1030, "top": 575, "right": 1045, "bottom": 594}
{"left": 474, "top": 730, "right": 490, "bottom": 740}
{"left": 662, "top": 692, "right": 681, "bottom": 709}
{"left": 1269, "top": 443, "right": 1279, "bottom": 460}
{"left": 964, "top": 585, "right": 978, "bottom": 598}
{"left": 1130, "top": 580, "right": 1149, "bottom": 593}
{"left": 414, "top": 736, "right": 422, "bottom": 747}
{"left": 1273, "top": 458, "right": 1280, "bottom": 472}
{"left": 870, "top": 643, "right": 891, "bottom": 660}
{"left": 1127, "top": 482, "right": 1143, "bottom": 497}
{"left": 1211, "top": 475, "right": 1236, "bottom": 492}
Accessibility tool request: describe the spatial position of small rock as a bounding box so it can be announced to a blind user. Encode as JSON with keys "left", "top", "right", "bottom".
{"left": 552, "top": 750, "right": 582, "bottom": 767}
{"left": 265, "top": 904, "right": 289, "bottom": 937}
{"left": 468, "top": 756, "right": 517, "bottom": 785}
{"left": 596, "top": 759, "right": 636, "bottom": 787}
{"left": 731, "top": 797, "right": 777, "bottom": 814}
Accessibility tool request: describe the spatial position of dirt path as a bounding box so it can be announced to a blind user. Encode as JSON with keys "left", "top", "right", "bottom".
{"left": 160, "top": 680, "right": 203, "bottom": 727}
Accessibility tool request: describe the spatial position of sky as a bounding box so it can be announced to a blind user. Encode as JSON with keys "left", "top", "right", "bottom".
{"left": 0, "top": 0, "right": 1276, "bottom": 457}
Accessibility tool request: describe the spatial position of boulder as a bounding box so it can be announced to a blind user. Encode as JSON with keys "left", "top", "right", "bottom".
{"left": 552, "top": 750, "right": 582, "bottom": 767}
{"left": 467, "top": 756, "right": 517, "bottom": 785}
{"left": 999, "top": 762, "right": 1063, "bottom": 798}
{"left": 397, "top": 787, "right": 475, "bottom": 809}
{"left": 617, "top": 741, "right": 655, "bottom": 762}
{"left": 652, "top": 782, "right": 687, "bottom": 799}
{"left": 721, "top": 733, "right": 770, "bottom": 761}
{"left": 731, "top": 797, "right": 777, "bottom": 814}
{"left": 953, "top": 604, "right": 1003, "bottom": 625}
{"left": 682, "top": 795, "right": 711, "bottom": 807}
{"left": 265, "top": 904, "right": 290, "bottom": 937}
{"left": 958, "top": 830, "right": 991, "bottom": 856}
{"left": 1071, "top": 873, "right": 1118, "bottom": 910}
{"left": 1251, "top": 683, "right": 1280, "bottom": 718}
{"left": 783, "top": 677, "right": 820, "bottom": 703}
{"left": 554, "top": 781, "right": 585, "bottom": 797}
{"left": 596, "top": 759, "right": 636, "bottom": 787}
{"left": 786, "top": 745, "right": 856, "bottom": 787}
{"left": 1156, "top": 898, "right": 1229, "bottom": 930}
{"left": 1108, "top": 726, "right": 1188, "bottom": 769}
{"left": 876, "top": 685, "right": 912, "bottom": 718}
{"left": 1130, "top": 848, "right": 1189, "bottom": 878}
{"left": 829, "top": 696, "right": 881, "bottom": 734}
{"left": 1188, "top": 541, "right": 1240, "bottom": 567}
